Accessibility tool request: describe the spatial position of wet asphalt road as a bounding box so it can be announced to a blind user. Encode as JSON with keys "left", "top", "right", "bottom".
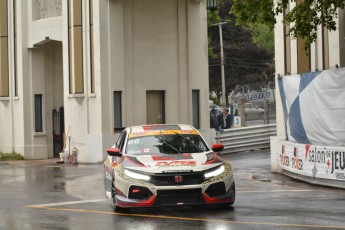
{"left": 1, "top": 150, "right": 345, "bottom": 230}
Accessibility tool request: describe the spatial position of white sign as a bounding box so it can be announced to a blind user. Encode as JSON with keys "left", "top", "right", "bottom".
{"left": 234, "top": 116, "right": 241, "bottom": 128}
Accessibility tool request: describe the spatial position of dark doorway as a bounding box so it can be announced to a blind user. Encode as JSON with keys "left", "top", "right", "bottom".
{"left": 52, "top": 106, "right": 65, "bottom": 158}
{"left": 146, "top": 91, "right": 165, "bottom": 124}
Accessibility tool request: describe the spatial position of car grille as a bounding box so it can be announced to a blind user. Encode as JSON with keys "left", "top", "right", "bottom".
{"left": 205, "top": 181, "right": 226, "bottom": 197}
{"left": 156, "top": 188, "right": 203, "bottom": 206}
{"left": 150, "top": 172, "right": 205, "bottom": 186}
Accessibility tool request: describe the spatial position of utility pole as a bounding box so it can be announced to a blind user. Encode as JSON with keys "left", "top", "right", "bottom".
{"left": 212, "top": 21, "right": 227, "bottom": 110}
{"left": 219, "top": 22, "right": 226, "bottom": 110}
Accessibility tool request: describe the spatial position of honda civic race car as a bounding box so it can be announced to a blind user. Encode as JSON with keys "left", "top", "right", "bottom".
{"left": 104, "top": 124, "right": 235, "bottom": 210}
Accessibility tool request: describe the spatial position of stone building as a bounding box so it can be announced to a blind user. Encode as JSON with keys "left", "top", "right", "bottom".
{"left": 0, "top": 0, "right": 209, "bottom": 162}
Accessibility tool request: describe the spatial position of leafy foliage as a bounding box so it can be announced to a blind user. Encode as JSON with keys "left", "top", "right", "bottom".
{"left": 0, "top": 152, "right": 24, "bottom": 161}
{"left": 207, "top": 8, "right": 222, "bottom": 58}
{"left": 232, "top": 0, "right": 345, "bottom": 49}
{"left": 231, "top": 0, "right": 276, "bottom": 28}
{"left": 208, "top": 0, "right": 275, "bottom": 97}
{"left": 250, "top": 24, "right": 274, "bottom": 54}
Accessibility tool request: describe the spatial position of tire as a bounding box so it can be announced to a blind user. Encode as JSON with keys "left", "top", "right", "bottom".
{"left": 111, "top": 180, "right": 117, "bottom": 211}
{"left": 217, "top": 202, "right": 234, "bottom": 209}
{"left": 111, "top": 180, "right": 131, "bottom": 213}
{"left": 217, "top": 183, "right": 235, "bottom": 209}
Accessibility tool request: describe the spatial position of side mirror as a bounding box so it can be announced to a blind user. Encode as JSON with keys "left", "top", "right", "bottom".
{"left": 212, "top": 143, "right": 224, "bottom": 152}
{"left": 107, "top": 147, "right": 122, "bottom": 157}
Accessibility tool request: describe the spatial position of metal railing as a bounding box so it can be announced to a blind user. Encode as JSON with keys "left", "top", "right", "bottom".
{"left": 215, "top": 124, "right": 277, "bottom": 154}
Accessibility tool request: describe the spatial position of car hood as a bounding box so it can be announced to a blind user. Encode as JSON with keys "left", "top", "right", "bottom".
{"left": 122, "top": 152, "right": 223, "bottom": 173}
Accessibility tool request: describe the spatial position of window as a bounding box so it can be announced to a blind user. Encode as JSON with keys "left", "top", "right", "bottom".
{"left": 13, "top": 0, "right": 17, "bottom": 96}
{"left": 297, "top": 37, "right": 310, "bottom": 74}
{"left": 146, "top": 91, "right": 165, "bottom": 124}
{"left": 322, "top": 26, "right": 329, "bottom": 70}
{"left": 192, "top": 90, "right": 200, "bottom": 129}
{"left": 283, "top": 8, "right": 291, "bottom": 75}
{"left": 296, "top": 0, "right": 310, "bottom": 74}
{"left": 0, "top": 0, "right": 9, "bottom": 97}
{"left": 117, "top": 131, "right": 127, "bottom": 153}
{"left": 34, "top": 94, "right": 43, "bottom": 132}
{"left": 89, "top": 0, "right": 94, "bottom": 93}
{"left": 113, "top": 91, "right": 122, "bottom": 129}
{"left": 68, "top": 0, "right": 83, "bottom": 94}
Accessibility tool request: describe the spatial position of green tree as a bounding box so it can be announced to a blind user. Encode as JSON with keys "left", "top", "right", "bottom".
{"left": 231, "top": 0, "right": 345, "bottom": 48}
{"left": 208, "top": 0, "right": 275, "bottom": 96}
{"left": 207, "top": 8, "right": 221, "bottom": 58}
{"left": 250, "top": 24, "right": 274, "bottom": 54}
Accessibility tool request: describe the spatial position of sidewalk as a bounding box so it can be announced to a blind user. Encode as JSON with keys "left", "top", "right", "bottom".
{"left": 1, "top": 158, "right": 63, "bottom": 166}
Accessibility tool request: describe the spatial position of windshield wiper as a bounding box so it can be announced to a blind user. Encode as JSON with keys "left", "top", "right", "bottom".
{"left": 156, "top": 131, "right": 180, "bottom": 153}
{"left": 174, "top": 131, "right": 203, "bottom": 153}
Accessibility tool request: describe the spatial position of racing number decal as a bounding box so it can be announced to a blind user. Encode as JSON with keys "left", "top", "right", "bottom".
{"left": 128, "top": 139, "right": 140, "bottom": 145}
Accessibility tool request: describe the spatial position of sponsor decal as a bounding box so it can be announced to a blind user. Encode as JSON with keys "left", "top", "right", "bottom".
{"left": 335, "top": 172, "right": 345, "bottom": 180}
{"left": 105, "top": 172, "right": 112, "bottom": 181}
{"left": 292, "top": 147, "right": 303, "bottom": 171}
{"left": 162, "top": 170, "right": 193, "bottom": 173}
{"left": 280, "top": 144, "right": 290, "bottom": 167}
{"left": 308, "top": 149, "right": 326, "bottom": 164}
{"left": 331, "top": 151, "right": 345, "bottom": 174}
{"left": 279, "top": 141, "right": 345, "bottom": 181}
{"left": 129, "top": 130, "right": 198, "bottom": 138}
{"left": 156, "top": 160, "right": 197, "bottom": 167}
{"left": 233, "top": 92, "right": 270, "bottom": 102}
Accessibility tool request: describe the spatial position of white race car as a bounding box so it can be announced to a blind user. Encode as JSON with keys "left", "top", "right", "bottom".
{"left": 104, "top": 124, "right": 235, "bottom": 211}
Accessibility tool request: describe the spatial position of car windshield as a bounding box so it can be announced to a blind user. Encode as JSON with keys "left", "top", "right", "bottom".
{"left": 125, "top": 134, "right": 209, "bottom": 155}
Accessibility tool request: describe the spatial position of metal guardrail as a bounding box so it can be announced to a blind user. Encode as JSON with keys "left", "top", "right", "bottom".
{"left": 215, "top": 124, "right": 277, "bottom": 154}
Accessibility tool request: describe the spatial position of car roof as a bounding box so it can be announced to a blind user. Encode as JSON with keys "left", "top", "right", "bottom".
{"left": 130, "top": 124, "right": 194, "bottom": 132}
{"left": 127, "top": 124, "right": 198, "bottom": 137}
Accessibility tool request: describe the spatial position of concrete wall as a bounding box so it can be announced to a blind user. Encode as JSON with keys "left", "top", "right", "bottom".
{"left": 82, "top": 0, "right": 210, "bottom": 162}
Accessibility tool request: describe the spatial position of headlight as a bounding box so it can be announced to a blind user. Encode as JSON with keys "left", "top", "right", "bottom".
{"left": 206, "top": 152, "right": 215, "bottom": 161}
{"left": 204, "top": 165, "right": 225, "bottom": 178}
{"left": 124, "top": 169, "right": 150, "bottom": 181}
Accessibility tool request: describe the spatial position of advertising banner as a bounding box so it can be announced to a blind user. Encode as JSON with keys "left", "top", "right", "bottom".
{"left": 279, "top": 141, "right": 345, "bottom": 181}
{"left": 278, "top": 68, "right": 345, "bottom": 146}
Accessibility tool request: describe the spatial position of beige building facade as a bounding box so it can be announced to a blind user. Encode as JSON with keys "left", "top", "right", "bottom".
{"left": 0, "top": 0, "right": 210, "bottom": 162}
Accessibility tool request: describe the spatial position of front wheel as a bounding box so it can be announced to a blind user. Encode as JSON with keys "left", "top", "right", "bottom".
{"left": 111, "top": 180, "right": 131, "bottom": 213}
{"left": 111, "top": 180, "right": 117, "bottom": 210}
{"left": 217, "top": 202, "right": 234, "bottom": 209}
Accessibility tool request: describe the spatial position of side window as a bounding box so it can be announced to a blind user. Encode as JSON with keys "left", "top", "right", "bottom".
{"left": 116, "top": 131, "right": 125, "bottom": 147}
{"left": 117, "top": 131, "right": 127, "bottom": 152}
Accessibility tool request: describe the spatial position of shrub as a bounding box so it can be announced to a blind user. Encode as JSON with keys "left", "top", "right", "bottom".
{"left": 0, "top": 152, "right": 24, "bottom": 161}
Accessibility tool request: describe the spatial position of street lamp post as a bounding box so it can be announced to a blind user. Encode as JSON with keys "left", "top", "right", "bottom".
{"left": 207, "top": 0, "right": 217, "bottom": 11}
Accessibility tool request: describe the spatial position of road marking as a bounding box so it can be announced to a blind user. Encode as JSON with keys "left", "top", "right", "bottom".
{"left": 25, "top": 190, "right": 312, "bottom": 207}
{"left": 26, "top": 205, "right": 345, "bottom": 229}
{"left": 27, "top": 199, "right": 106, "bottom": 207}
{"left": 237, "top": 189, "right": 313, "bottom": 193}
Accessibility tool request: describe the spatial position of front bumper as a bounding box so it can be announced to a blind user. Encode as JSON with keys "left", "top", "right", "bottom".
{"left": 113, "top": 167, "right": 235, "bottom": 208}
